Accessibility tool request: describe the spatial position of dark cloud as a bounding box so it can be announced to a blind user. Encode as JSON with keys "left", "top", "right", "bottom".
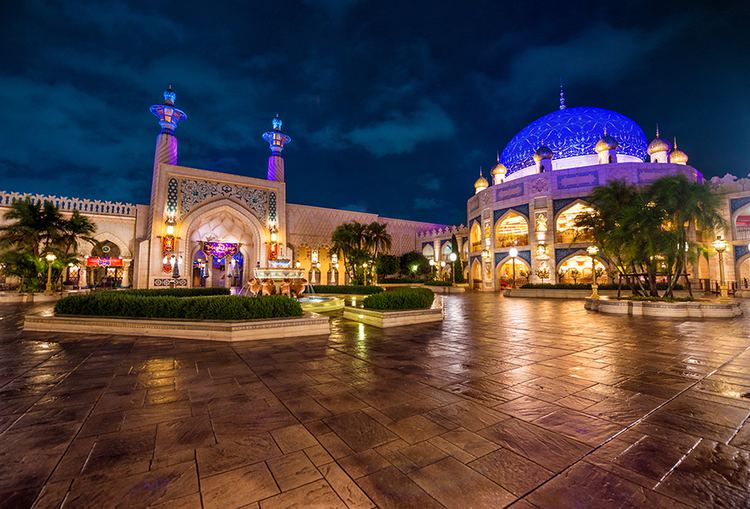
{"left": 0, "top": 0, "right": 747, "bottom": 225}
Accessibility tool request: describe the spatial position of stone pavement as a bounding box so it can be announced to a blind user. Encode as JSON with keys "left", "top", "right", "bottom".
{"left": 0, "top": 294, "right": 749, "bottom": 508}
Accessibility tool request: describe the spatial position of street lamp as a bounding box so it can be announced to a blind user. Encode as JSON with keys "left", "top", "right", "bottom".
{"left": 509, "top": 247, "right": 518, "bottom": 288}
{"left": 362, "top": 262, "right": 368, "bottom": 285}
{"left": 44, "top": 253, "right": 56, "bottom": 295}
{"left": 586, "top": 245, "right": 600, "bottom": 300}
{"left": 449, "top": 252, "right": 457, "bottom": 284}
{"left": 429, "top": 258, "right": 436, "bottom": 279}
{"left": 712, "top": 236, "right": 729, "bottom": 301}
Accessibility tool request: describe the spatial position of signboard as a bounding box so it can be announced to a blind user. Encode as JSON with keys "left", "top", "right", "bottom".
{"left": 86, "top": 257, "right": 123, "bottom": 267}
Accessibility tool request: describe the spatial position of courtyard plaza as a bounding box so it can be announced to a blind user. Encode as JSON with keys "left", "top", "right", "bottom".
{"left": 0, "top": 294, "right": 749, "bottom": 508}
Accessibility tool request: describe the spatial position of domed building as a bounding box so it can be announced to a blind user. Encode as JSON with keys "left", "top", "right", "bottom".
{"left": 417, "top": 92, "right": 750, "bottom": 293}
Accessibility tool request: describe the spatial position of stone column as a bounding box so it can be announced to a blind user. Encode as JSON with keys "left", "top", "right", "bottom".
{"left": 78, "top": 261, "right": 88, "bottom": 289}
{"left": 225, "top": 255, "right": 233, "bottom": 288}
{"left": 205, "top": 255, "right": 213, "bottom": 287}
{"left": 122, "top": 259, "right": 132, "bottom": 288}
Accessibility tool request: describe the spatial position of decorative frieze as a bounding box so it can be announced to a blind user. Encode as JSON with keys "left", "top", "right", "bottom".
{"left": 179, "top": 178, "right": 269, "bottom": 223}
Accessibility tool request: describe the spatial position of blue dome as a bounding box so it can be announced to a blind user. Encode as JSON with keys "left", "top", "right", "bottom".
{"left": 500, "top": 106, "right": 648, "bottom": 174}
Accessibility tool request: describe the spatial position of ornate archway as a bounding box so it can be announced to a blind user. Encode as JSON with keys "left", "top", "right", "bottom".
{"left": 180, "top": 199, "right": 267, "bottom": 287}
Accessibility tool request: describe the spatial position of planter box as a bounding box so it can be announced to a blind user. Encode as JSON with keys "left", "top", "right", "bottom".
{"left": 585, "top": 297, "right": 742, "bottom": 319}
{"left": 342, "top": 306, "right": 443, "bottom": 328}
{"left": 23, "top": 312, "right": 330, "bottom": 342}
{"left": 504, "top": 288, "right": 692, "bottom": 299}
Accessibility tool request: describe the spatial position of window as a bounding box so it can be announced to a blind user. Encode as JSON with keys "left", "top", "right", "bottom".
{"left": 495, "top": 212, "right": 529, "bottom": 247}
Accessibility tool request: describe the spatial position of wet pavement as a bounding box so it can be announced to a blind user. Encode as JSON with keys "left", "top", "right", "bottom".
{"left": 0, "top": 293, "right": 749, "bottom": 508}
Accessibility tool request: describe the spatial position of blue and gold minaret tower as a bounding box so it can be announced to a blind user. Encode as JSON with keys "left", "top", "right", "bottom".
{"left": 262, "top": 115, "right": 291, "bottom": 182}
{"left": 150, "top": 84, "right": 187, "bottom": 172}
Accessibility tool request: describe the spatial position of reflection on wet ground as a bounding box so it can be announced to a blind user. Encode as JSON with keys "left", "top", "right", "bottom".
{"left": 0, "top": 294, "right": 749, "bottom": 508}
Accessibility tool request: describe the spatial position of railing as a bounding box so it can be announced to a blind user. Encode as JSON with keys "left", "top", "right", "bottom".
{"left": 0, "top": 190, "right": 137, "bottom": 217}
{"left": 496, "top": 235, "right": 529, "bottom": 248}
{"left": 735, "top": 226, "right": 750, "bottom": 241}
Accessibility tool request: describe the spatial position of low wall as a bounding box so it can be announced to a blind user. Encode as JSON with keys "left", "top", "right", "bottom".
{"left": 585, "top": 297, "right": 742, "bottom": 318}
{"left": 23, "top": 312, "right": 331, "bottom": 341}
{"left": 342, "top": 306, "right": 443, "bottom": 328}
{"left": 504, "top": 288, "right": 692, "bottom": 299}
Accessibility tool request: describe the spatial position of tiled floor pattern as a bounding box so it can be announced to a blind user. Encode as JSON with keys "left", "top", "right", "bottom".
{"left": 0, "top": 294, "right": 749, "bottom": 508}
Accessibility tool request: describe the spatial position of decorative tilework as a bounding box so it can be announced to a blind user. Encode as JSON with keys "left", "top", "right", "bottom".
{"left": 555, "top": 247, "right": 585, "bottom": 265}
{"left": 469, "top": 215, "right": 481, "bottom": 228}
{"left": 556, "top": 170, "right": 600, "bottom": 190}
{"left": 730, "top": 196, "right": 750, "bottom": 215}
{"left": 268, "top": 192, "right": 277, "bottom": 224}
{"left": 179, "top": 178, "right": 269, "bottom": 224}
{"left": 166, "top": 177, "right": 178, "bottom": 215}
{"left": 494, "top": 250, "right": 531, "bottom": 266}
{"left": 501, "top": 106, "right": 647, "bottom": 174}
{"left": 734, "top": 243, "right": 749, "bottom": 262}
{"left": 422, "top": 241, "right": 434, "bottom": 250}
{"left": 553, "top": 197, "right": 587, "bottom": 216}
{"left": 493, "top": 204, "right": 530, "bottom": 224}
{"left": 494, "top": 182, "right": 525, "bottom": 202}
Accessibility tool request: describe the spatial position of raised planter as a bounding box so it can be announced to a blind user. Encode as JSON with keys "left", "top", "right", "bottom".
{"left": 342, "top": 306, "right": 443, "bottom": 328}
{"left": 0, "top": 290, "right": 90, "bottom": 303}
{"left": 23, "top": 312, "right": 330, "bottom": 342}
{"left": 585, "top": 297, "right": 742, "bottom": 318}
{"left": 504, "top": 288, "right": 692, "bottom": 299}
{"left": 298, "top": 296, "right": 345, "bottom": 313}
{"left": 424, "top": 285, "right": 466, "bottom": 294}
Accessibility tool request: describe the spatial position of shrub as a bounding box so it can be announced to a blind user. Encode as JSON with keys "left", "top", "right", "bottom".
{"left": 424, "top": 281, "right": 452, "bottom": 287}
{"left": 380, "top": 278, "right": 424, "bottom": 284}
{"left": 55, "top": 293, "right": 302, "bottom": 320}
{"left": 310, "top": 285, "right": 383, "bottom": 295}
{"left": 363, "top": 287, "right": 434, "bottom": 310}
{"left": 520, "top": 283, "right": 683, "bottom": 291}
{"left": 115, "top": 287, "right": 231, "bottom": 297}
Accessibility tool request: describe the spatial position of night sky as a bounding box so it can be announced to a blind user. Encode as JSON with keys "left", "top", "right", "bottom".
{"left": 1, "top": 1, "right": 748, "bottom": 225}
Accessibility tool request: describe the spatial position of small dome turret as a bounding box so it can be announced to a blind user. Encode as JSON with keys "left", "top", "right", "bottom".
{"left": 670, "top": 137, "right": 688, "bottom": 165}
{"left": 595, "top": 128, "right": 618, "bottom": 153}
{"left": 647, "top": 125, "right": 671, "bottom": 155}
{"left": 474, "top": 168, "right": 489, "bottom": 194}
{"left": 490, "top": 151, "right": 507, "bottom": 185}
{"left": 533, "top": 140, "right": 553, "bottom": 162}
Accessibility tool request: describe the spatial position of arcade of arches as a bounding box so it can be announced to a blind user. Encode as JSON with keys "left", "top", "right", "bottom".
{"left": 555, "top": 202, "right": 594, "bottom": 243}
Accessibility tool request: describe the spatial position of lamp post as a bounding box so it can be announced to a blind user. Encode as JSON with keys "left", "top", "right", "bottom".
{"left": 712, "top": 236, "right": 729, "bottom": 301}
{"left": 429, "top": 258, "right": 435, "bottom": 279}
{"left": 44, "top": 253, "right": 56, "bottom": 295}
{"left": 449, "top": 252, "right": 457, "bottom": 284}
{"left": 586, "top": 245, "right": 600, "bottom": 300}
{"left": 362, "top": 262, "right": 368, "bottom": 285}
{"left": 509, "top": 247, "right": 518, "bottom": 288}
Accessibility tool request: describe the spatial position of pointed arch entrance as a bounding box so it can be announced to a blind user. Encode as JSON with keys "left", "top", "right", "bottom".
{"left": 180, "top": 199, "right": 267, "bottom": 288}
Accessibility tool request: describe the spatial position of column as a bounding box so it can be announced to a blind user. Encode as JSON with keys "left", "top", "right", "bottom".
{"left": 225, "top": 255, "right": 233, "bottom": 288}
{"left": 205, "top": 254, "right": 213, "bottom": 287}
{"left": 78, "top": 257, "right": 88, "bottom": 288}
{"left": 122, "top": 259, "right": 132, "bottom": 288}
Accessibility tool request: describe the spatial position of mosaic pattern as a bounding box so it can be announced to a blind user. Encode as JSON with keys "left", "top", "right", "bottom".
{"left": 495, "top": 249, "right": 531, "bottom": 266}
{"left": 501, "top": 107, "right": 648, "bottom": 174}
{"left": 153, "top": 277, "right": 188, "bottom": 286}
{"left": 735, "top": 243, "right": 749, "bottom": 262}
{"left": 268, "top": 192, "right": 277, "bottom": 224}
{"left": 179, "top": 178, "right": 269, "bottom": 223}
{"left": 493, "top": 204, "right": 530, "bottom": 224}
{"left": 166, "top": 178, "right": 178, "bottom": 215}
{"left": 731, "top": 196, "right": 750, "bottom": 215}
{"left": 555, "top": 247, "right": 586, "bottom": 265}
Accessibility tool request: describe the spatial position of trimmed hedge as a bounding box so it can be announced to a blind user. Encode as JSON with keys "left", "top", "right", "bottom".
{"left": 520, "top": 283, "right": 684, "bottom": 291}
{"left": 310, "top": 285, "right": 383, "bottom": 295}
{"left": 115, "top": 288, "right": 231, "bottom": 297}
{"left": 424, "top": 281, "right": 452, "bottom": 287}
{"left": 55, "top": 293, "right": 303, "bottom": 320}
{"left": 363, "top": 287, "right": 434, "bottom": 310}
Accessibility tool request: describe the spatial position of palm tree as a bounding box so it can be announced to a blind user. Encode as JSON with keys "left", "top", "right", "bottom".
{"left": 331, "top": 221, "right": 392, "bottom": 284}
{"left": 366, "top": 222, "right": 391, "bottom": 283}
{"left": 59, "top": 210, "right": 97, "bottom": 259}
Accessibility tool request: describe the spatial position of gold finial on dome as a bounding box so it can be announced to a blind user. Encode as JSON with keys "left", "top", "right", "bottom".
{"left": 670, "top": 137, "right": 688, "bottom": 165}
{"left": 647, "top": 124, "right": 670, "bottom": 155}
{"left": 474, "top": 167, "right": 489, "bottom": 193}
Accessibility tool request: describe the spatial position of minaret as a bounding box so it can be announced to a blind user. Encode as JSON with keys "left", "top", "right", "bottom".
{"left": 149, "top": 85, "right": 187, "bottom": 172}
{"left": 262, "top": 115, "right": 292, "bottom": 182}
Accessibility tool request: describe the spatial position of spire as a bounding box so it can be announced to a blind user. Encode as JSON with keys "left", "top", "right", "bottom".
{"left": 603, "top": 127, "right": 608, "bottom": 136}
{"left": 559, "top": 79, "right": 566, "bottom": 110}
{"left": 673, "top": 136, "right": 678, "bottom": 149}
{"left": 496, "top": 150, "right": 500, "bottom": 163}
{"left": 655, "top": 124, "right": 661, "bottom": 138}
{"left": 263, "top": 115, "right": 292, "bottom": 182}
{"left": 479, "top": 166, "right": 483, "bottom": 177}
{"left": 150, "top": 84, "right": 187, "bottom": 134}
{"left": 164, "top": 84, "right": 175, "bottom": 105}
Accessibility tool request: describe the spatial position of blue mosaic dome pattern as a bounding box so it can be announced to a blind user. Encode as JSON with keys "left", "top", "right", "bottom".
{"left": 500, "top": 106, "right": 648, "bottom": 174}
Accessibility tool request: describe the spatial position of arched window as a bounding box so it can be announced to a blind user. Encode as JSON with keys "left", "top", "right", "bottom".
{"left": 555, "top": 202, "right": 595, "bottom": 243}
{"left": 422, "top": 244, "right": 435, "bottom": 259}
{"left": 735, "top": 204, "right": 750, "bottom": 241}
{"left": 557, "top": 254, "right": 606, "bottom": 284}
{"left": 470, "top": 223, "right": 482, "bottom": 252}
{"left": 495, "top": 212, "right": 529, "bottom": 247}
{"left": 92, "top": 240, "right": 121, "bottom": 258}
{"left": 496, "top": 257, "right": 531, "bottom": 287}
{"left": 441, "top": 242, "right": 453, "bottom": 258}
